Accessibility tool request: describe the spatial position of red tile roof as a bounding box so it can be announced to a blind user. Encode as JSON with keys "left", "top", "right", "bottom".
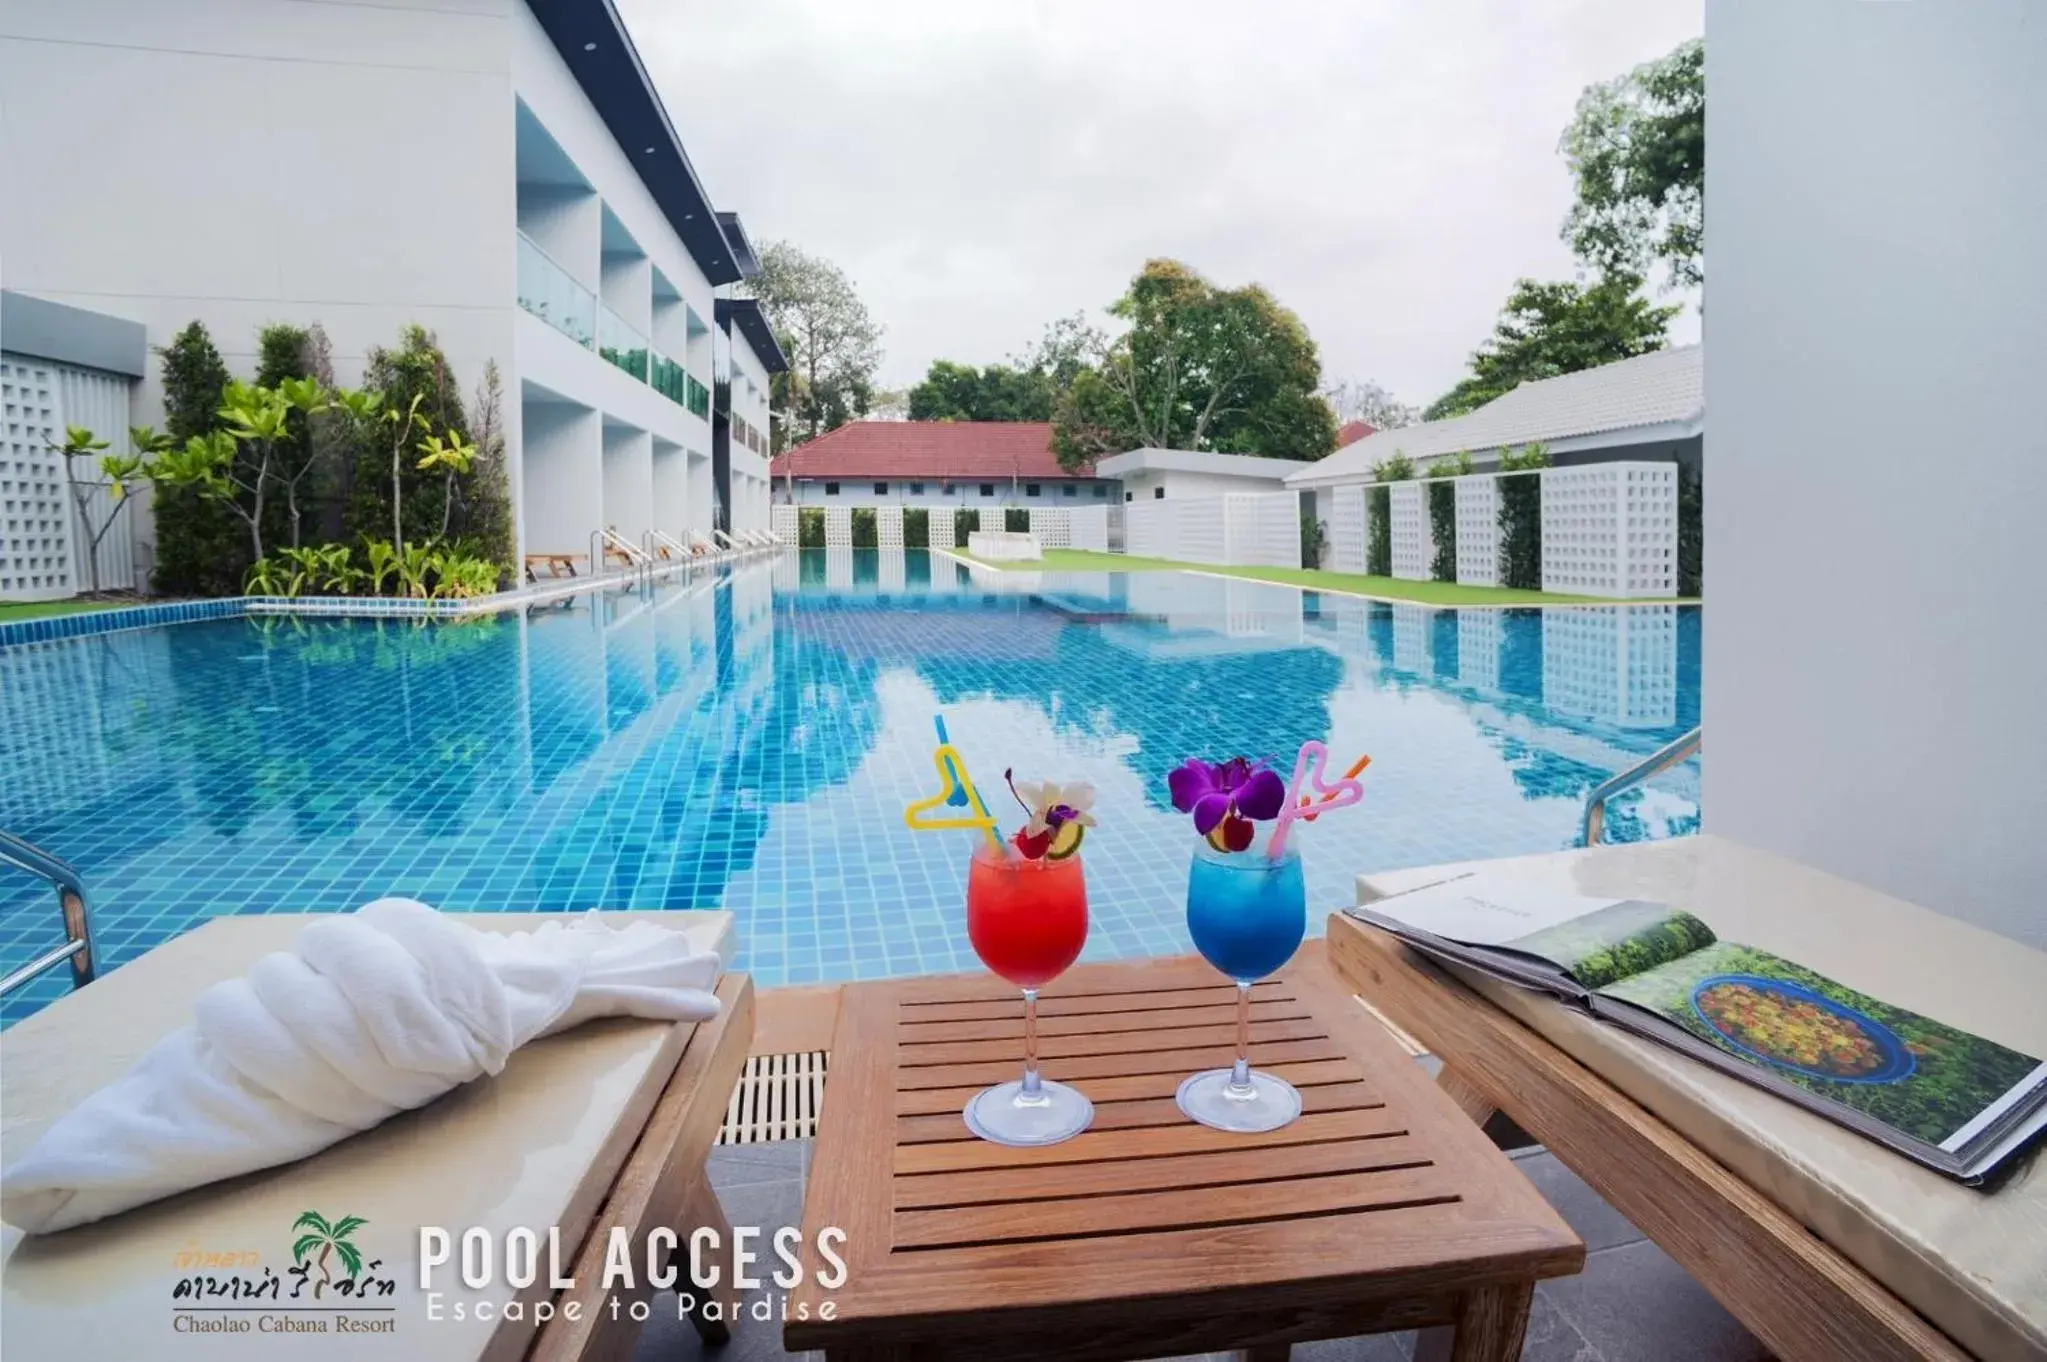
{"left": 769, "top": 421, "right": 1091, "bottom": 481}
{"left": 1337, "top": 420, "right": 1378, "bottom": 448}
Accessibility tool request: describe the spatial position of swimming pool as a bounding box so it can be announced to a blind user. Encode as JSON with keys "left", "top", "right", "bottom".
{"left": 0, "top": 551, "right": 1700, "bottom": 1022}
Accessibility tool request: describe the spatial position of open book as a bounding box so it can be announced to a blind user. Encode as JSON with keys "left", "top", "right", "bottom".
{"left": 1351, "top": 877, "right": 2047, "bottom": 1185}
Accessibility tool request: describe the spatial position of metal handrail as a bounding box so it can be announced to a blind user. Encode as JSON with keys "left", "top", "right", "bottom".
{"left": 1581, "top": 726, "right": 1701, "bottom": 847}
{"left": 0, "top": 829, "right": 97, "bottom": 997}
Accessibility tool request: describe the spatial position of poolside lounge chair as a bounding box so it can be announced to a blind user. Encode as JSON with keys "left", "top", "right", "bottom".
{"left": 710, "top": 528, "right": 742, "bottom": 554}
{"left": 649, "top": 528, "right": 691, "bottom": 562}
{"left": 0, "top": 910, "right": 753, "bottom": 1361}
{"left": 524, "top": 551, "right": 582, "bottom": 582}
{"left": 1330, "top": 834, "right": 2047, "bottom": 1362}
{"left": 688, "top": 531, "right": 727, "bottom": 559}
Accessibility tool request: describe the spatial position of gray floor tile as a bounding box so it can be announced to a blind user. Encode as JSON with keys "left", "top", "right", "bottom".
{"left": 1541, "top": 1240, "right": 1770, "bottom": 1362}
{"left": 1510, "top": 1149, "right": 1646, "bottom": 1253}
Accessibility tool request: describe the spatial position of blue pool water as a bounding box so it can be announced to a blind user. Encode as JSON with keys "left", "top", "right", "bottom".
{"left": 0, "top": 551, "right": 1700, "bottom": 1022}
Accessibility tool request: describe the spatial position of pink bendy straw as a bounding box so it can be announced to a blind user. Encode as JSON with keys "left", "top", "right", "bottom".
{"left": 1267, "top": 739, "right": 1367, "bottom": 859}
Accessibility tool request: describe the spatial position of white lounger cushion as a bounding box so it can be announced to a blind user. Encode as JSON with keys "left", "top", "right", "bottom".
{"left": 1, "top": 899, "right": 721, "bottom": 1234}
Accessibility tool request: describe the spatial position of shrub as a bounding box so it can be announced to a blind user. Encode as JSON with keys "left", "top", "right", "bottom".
{"left": 1497, "top": 442, "right": 1550, "bottom": 590}
{"left": 345, "top": 325, "right": 472, "bottom": 553}
{"left": 903, "top": 507, "right": 930, "bottom": 549}
{"left": 1367, "top": 486, "right": 1392, "bottom": 576}
{"left": 1300, "top": 511, "right": 1326, "bottom": 569}
{"left": 1678, "top": 462, "right": 1702, "bottom": 597}
{"left": 851, "top": 506, "right": 878, "bottom": 548}
{"left": 1003, "top": 507, "right": 1029, "bottom": 533}
{"left": 151, "top": 322, "right": 245, "bottom": 596}
{"left": 954, "top": 508, "right": 979, "bottom": 543}
{"left": 1426, "top": 453, "right": 1470, "bottom": 583}
{"left": 798, "top": 506, "right": 825, "bottom": 548}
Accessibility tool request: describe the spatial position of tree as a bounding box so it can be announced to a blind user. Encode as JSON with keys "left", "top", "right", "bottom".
{"left": 906, "top": 360, "right": 1056, "bottom": 422}
{"left": 1050, "top": 259, "right": 1337, "bottom": 470}
{"left": 50, "top": 425, "right": 149, "bottom": 594}
{"left": 151, "top": 322, "right": 246, "bottom": 596}
{"left": 1561, "top": 37, "right": 1704, "bottom": 289}
{"left": 745, "top": 241, "right": 883, "bottom": 449}
{"left": 1424, "top": 273, "right": 1678, "bottom": 420}
{"left": 1323, "top": 378, "right": 1418, "bottom": 432}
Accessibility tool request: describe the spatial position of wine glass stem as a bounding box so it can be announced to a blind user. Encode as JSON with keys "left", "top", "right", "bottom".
{"left": 1021, "top": 987, "right": 1043, "bottom": 1097}
{"left": 1229, "top": 980, "right": 1253, "bottom": 1094}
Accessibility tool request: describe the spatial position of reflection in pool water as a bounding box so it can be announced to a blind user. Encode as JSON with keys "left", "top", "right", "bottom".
{"left": 0, "top": 550, "right": 1699, "bottom": 1020}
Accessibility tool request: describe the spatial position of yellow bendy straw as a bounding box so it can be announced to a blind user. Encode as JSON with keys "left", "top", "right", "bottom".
{"left": 904, "top": 715, "right": 1006, "bottom": 853}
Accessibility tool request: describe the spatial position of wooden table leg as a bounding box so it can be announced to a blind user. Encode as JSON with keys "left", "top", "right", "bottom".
{"left": 1413, "top": 1282, "right": 1534, "bottom": 1362}
{"left": 681, "top": 1179, "right": 735, "bottom": 1346}
{"left": 1436, "top": 1064, "right": 1498, "bottom": 1126}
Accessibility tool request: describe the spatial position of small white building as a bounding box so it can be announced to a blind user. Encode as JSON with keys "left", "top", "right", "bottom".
{"left": 1095, "top": 448, "right": 1307, "bottom": 503}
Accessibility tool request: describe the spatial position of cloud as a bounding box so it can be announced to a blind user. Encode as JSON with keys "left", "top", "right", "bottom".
{"left": 621, "top": 0, "right": 1702, "bottom": 408}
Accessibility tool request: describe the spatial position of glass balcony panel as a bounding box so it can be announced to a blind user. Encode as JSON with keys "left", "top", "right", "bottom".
{"left": 599, "top": 304, "right": 650, "bottom": 382}
{"left": 517, "top": 232, "right": 595, "bottom": 350}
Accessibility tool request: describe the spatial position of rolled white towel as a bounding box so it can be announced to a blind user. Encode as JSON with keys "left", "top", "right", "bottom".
{"left": 1, "top": 899, "right": 722, "bottom": 1234}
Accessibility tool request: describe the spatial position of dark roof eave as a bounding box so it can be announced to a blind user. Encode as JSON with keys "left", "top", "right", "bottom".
{"left": 715, "top": 297, "right": 790, "bottom": 374}
{"left": 526, "top": 0, "right": 743, "bottom": 287}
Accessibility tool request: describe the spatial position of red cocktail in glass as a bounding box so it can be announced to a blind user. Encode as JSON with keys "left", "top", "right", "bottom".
{"left": 960, "top": 844, "right": 1093, "bottom": 1145}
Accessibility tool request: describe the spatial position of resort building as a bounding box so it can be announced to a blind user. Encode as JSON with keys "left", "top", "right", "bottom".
{"left": 0, "top": 0, "right": 784, "bottom": 595}
{"left": 769, "top": 421, "right": 1117, "bottom": 506}
{"left": 1094, "top": 448, "right": 1304, "bottom": 502}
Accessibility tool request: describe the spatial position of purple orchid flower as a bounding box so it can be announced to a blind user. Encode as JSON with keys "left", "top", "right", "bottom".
{"left": 1167, "top": 757, "right": 1286, "bottom": 836}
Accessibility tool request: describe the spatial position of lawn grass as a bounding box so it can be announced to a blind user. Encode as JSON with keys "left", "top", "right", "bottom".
{"left": 954, "top": 548, "right": 1677, "bottom": 607}
{"left": 0, "top": 598, "right": 139, "bottom": 622}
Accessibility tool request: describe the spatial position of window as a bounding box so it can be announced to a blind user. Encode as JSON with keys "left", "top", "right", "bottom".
{"left": 941, "top": 483, "right": 954, "bottom": 495}
{"left": 1093, "top": 485, "right": 1109, "bottom": 498}
{"left": 825, "top": 482, "right": 840, "bottom": 496}
{"left": 910, "top": 482, "right": 925, "bottom": 495}
{"left": 1125, "top": 491, "right": 1134, "bottom": 502}
{"left": 1062, "top": 484, "right": 1077, "bottom": 498}
{"left": 1153, "top": 487, "right": 1165, "bottom": 499}
{"left": 874, "top": 482, "right": 889, "bottom": 496}
{"left": 1026, "top": 483, "right": 1042, "bottom": 498}
{"left": 979, "top": 483, "right": 995, "bottom": 497}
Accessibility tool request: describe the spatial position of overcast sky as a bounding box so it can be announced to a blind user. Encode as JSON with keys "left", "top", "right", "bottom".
{"left": 620, "top": 0, "right": 1702, "bottom": 411}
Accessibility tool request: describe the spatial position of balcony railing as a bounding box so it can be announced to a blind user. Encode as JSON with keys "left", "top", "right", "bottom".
{"left": 516, "top": 231, "right": 596, "bottom": 350}
{"left": 599, "top": 304, "right": 649, "bottom": 382}
{"left": 516, "top": 232, "right": 712, "bottom": 422}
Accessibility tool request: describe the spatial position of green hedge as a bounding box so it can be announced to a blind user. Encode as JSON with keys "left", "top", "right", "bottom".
{"left": 1495, "top": 444, "right": 1549, "bottom": 591}
{"left": 904, "top": 507, "right": 930, "bottom": 549}
{"left": 1366, "top": 486, "right": 1392, "bottom": 576}
{"left": 851, "top": 506, "right": 878, "bottom": 548}
{"left": 798, "top": 506, "right": 825, "bottom": 548}
{"left": 1300, "top": 510, "right": 1326, "bottom": 570}
{"left": 1004, "top": 507, "right": 1029, "bottom": 533}
{"left": 1427, "top": 482, "right": 1456, "bottom": 581}
{"left": 1678, "top": 463, "right": 1702, "bottom": 597}
{"left": 954, "top": 508, "right": 979, "bottom": 543}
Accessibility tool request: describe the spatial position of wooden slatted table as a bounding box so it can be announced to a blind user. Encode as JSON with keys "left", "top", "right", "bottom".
{"left": 786, "top": 946, "right": 1583, "bottom": 1362}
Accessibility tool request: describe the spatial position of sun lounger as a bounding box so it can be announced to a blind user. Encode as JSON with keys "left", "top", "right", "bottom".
{"left": 0, "top": 910, "right": 752, "bottom": 1362}
{"left": 710, "top": 529, "right": 741, "bottom": 553}
{"left": 524, "top": 552, "right": 582, "bottom": 582}
{"left": 1328, "top": 834, "right": 2047, "bottom": 1362}
{"left": 687, "top": 532, "right": 723, "bottom": 559}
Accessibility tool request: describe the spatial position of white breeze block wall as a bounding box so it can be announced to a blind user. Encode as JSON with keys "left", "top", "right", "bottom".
{"left": 1540, "top": 462, "right": 1678, "bottom": 599}
{"left": 823, "top": 505, "right": 853, "bottom": 548}
{"left": 1175, "top": 498, "right": 1228, "bottom": 564}
{"left": 0, "top": 357, "right": 74, "bottom": 601}
{"left": 771, "top": 504, "right": 797, "bottom": 543}
{"left": 1068, "top": 504, "right": 1109, "bottom": 551}
{"left": 1223, "top": 492, "right": 1302, "bottom": 569}
{"left": 1123, "top": 501, "right": 1166, "bottom": 558}
{"left": 1329, "top": 485, "right": 1368, "bottom": 573}
{"left": 876, "top": 504, "right": 904, "bottom": 548}
{"left": 1029, "top": 506, "right": 1071, "bottom": 548}
{"left": 1388, "top": 482, "right": 1431, "bottom": 581}
{"left": 1454, "top": 475, "right": 1501, "bottom": 587}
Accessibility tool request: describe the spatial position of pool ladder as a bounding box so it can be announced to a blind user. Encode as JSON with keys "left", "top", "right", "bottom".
{"left": 0, "top": 829, "right": 97, "bottom": 998}
{"left": 1580, "top": 726, "right": 1701, "bottom": 846}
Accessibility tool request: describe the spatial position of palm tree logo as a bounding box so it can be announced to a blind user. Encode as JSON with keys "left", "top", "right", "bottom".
{"left": 291, "top": 1211, "right": 366, "bottom": 1296}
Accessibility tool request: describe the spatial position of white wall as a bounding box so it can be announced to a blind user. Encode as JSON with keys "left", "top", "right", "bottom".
{"left": 0, "top": 0, "right": 518, "bottom": 413}
{"left": 1706, "top": 0, "right": 2047, "bottom": 944}
{"left": 779, "top": 479, "right": 1114, "bottom": 507}
{"left": 1118, "top": 468, "right": 1289, "bottom": 503}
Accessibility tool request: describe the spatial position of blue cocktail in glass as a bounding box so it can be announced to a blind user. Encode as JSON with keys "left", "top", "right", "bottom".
{"left": 1177, "top": 837, "right": 1308, "bottom": 1132}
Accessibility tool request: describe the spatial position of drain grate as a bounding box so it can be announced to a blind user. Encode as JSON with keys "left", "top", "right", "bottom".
{"left": 718, "top": 1050, "right": 829, "bottom": 1144}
